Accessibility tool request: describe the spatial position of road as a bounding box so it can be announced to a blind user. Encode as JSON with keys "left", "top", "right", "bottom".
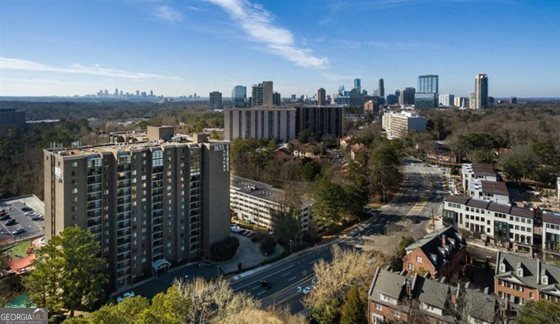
{"left": 231, "top": 157, "right": 447, "bottom": 313}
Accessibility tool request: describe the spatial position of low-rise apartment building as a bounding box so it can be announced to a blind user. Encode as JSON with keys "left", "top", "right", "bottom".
{"left": 543, "top": 211, "right": 560, "bottom": 261}
{"left": 381, "top": 111, "right": 427, "bottom": 140}
{"left": 461, "top": 163, "right": 498, "bottom": 193}
{"left": 403, "top": 226, "right": 467, "bottom": 279}
{"left": 443, "top": 195, "right": 534, "bottom": 253}
{"left": 230, "top": 176, "right": 312, "bottom": 232}
{"left": 368, "top": 267, "right": 497, "bottom": 324}
{"left": 495, "top": 251, "right": 560, "bottom": 313}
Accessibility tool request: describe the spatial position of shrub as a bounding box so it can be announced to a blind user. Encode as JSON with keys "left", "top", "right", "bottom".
{"left": 260, "top": 236, "right": 277, "bottom": 256}
{"left": 210, "top": 237, "right": 239, "bottom": 261}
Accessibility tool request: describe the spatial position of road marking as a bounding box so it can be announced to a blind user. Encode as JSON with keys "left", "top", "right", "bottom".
{"left": 282, "top": 271, "right": 292, "bottom": 277}
{"left": 256, "top": 290, "right": 267, "bottom": 296}
{"left": 233, "top": 264, "right": 295, "bottom": 291}
{"left": 288, "top": 276, "right": 297, "bottom": 281}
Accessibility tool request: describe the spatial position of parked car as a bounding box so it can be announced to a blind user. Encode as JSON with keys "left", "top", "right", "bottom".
{"left": 5, "top": 219, "right": 17, "bottom": 226}
{"left": 116, "top": 291, "right": 135, "bottom": 303}
{"left": 230, "top": 224, "right": 241, "bottom": 233}
{"left": 11, "top": 228, "right": 25, "bottom": 235}
{"left": 259, "top": 280, "right": 272, "bottom": 289}
{"left": 21, "top": 207, "right": 33, "bottom": 212}
{"left": 0, "top": 210, "right": 6, "bottom": 216}
{"left": 0, "top": 215, "right": 10, "bottom": 221}
{"left": 31, "top": 215, "right": 44, "bottom": 221}
{"left": 302, "top": 286, "right": 313, "bottom": 295}
{"left": 24, "top": 212, "right": 35, "bottom": 217}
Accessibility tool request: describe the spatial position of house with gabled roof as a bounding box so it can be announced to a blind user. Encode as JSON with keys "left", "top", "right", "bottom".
{"left": 495, "top": 251, "right": 560, "bottom": 313}
{"left": 403, "top": 226, "right": 467, "bottom": 279}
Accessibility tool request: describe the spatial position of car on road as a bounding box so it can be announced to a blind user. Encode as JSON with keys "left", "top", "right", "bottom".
{"left": 0, "top": 215, "right": 10, "bottom": 221}
{"left": 10, "top": 228, "right": 25, "bottom": 235}
{"left": 5, "top": 219, "right": 17, "bottom": 226}
{"left": 230, "top": 224, "right": 241, "bottom": 232}
{"left": 259, "top": 280, "right": 272, "bottom": 289}
{"left": 116, "top": 291, "right": 135, "bottom": 303}
{"left": 302, "top": 286, "right": 313, "bottom": 294}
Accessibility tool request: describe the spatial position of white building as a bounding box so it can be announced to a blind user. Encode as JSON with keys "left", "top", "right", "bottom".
{"left": 438, "top": 94, "right": 455, "bottom": 107}
{"left": 543, "top": 211, "right": 560, "bottom": 261}
{"left": 443, "top": 195, "right": 534, "bottom": 253}
{"left": 381, "top": 111, "right": 427, "bottom": 140}
{"left": 461, "top": 164, "right": 498, "bottom": 191}
{"left": 230, "top": 176, "right": 312, "bottom": 232}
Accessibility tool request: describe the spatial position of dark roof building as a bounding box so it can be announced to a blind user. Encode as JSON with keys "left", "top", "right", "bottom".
{"left": 403, "top": 226, "right": 467, "bottom": 279}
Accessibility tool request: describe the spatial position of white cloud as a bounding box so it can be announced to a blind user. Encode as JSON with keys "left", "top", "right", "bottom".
{"left": 206, "top": 0, "right": 328, "bottom": 69}
{"left": 154, "top": 5, "right": 183, "bottom": 22}
{"left": 0, "top": 56, "right": 182, "bottom": 80}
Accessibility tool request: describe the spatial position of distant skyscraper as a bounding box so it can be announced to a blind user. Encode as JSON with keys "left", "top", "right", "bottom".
{"left": 354, "top": 78, "right": 361, "bottom": 93}
{"left": 378, "top": 78, "right": 385, "bottom": 97}
{"left": 273, "top": 92, "right": 281, "bottom": 106}
{"left": 469, "top": 92, "right": 476, "bottom": 109}
{"left": 338, "top": 85, "right": 345, "bottom": 96}
{"left": 150, "top": 90, "right": 153, "bottom": 97}
{"left": 386, "top": 94, "right": 398, "bottom": 105}
{"left": 474, "top": 74, "right": 489, "bottom": 109}
{"left": 418, "top": 75, "right": 439, "bottom": 94}
{"left": 232, "top": 85, "right": 247, "bottom": 108}
{"left": 251, "top": 81, "right": 273, "bottom": 107}
{"left": 317, "top": 88, "right": 326, "bottom": 106}
{"left": 400, "top": 87, "right": 416, "bottom": 105}
{"left": 209, "top": 91, "right": 223, "bottom": 109}
{"left": 395, "top": 89, "right": 401, "bottom": 100}
{"left": 438, "top": 94, "right": 455, "bottom": 107}
{"left": 114, "top": 88, "right": 119, "bottom": 96}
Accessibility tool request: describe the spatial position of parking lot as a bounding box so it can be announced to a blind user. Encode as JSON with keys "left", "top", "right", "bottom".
{"left": 0, "top": 196, "right": 45, "bottom": 243}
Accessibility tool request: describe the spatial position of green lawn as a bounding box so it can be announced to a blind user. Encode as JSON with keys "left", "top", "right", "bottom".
{"left": 7, "top": 241, "right": 32, "bottom": 258}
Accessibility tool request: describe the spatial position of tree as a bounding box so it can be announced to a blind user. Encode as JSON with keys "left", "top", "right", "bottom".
{"left": 340, "top": 286, "right": 367, "bottom": 324}
{"left": 24, "top": 226, "right": 107, "bottom": 317}
{"left": 301, "top": 160, "right": 322, "bottom": 181}
{"left": 313, "top": 179, "right": 347, "bottom": 231}
{"left": 259, "top": 236, "right": 277, "bottom": 256}
{"left": 137, "top": 285, "right": 191, "bottom": 324}
{"left": 369, "top": 144, "right": 402, "bottom": 201}
{"left": 395, "top": 236, "right": 415, "bottom": 258}
{"left": 516, "top": 300, "right": 560, "bottom": 324}
{"left": 66, "top": 296, "right": 150, "bottom": 324}
{"left": 209, "top": 237, "right": 239, "bottom": 261}
{"left": 344, "top": 176, "right": 369, "bottom": 221}
{"left": 305, "top": 246, "right": 380, "bottom": 323}
{"left": 498, "top": 145, "right": 539, "bottom": 182}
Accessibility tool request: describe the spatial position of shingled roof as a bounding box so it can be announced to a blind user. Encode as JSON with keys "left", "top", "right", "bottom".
{"left": 405, "top": 227, "right": 466, "bottom": 273}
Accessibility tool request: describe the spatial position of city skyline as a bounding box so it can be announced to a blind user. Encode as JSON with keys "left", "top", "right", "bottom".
{"left": 1, "top": 0, "right": 559, "bottom": 97}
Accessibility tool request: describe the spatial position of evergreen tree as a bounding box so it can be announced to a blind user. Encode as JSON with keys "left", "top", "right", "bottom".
{"left": 340, "top": 286, "right": 367, "bottom": 324}
{"left": 24, "top": 226, "right": 107, "bottom": 316}
{"left": 516, "top": 300, "right": 560, "bottom": 324}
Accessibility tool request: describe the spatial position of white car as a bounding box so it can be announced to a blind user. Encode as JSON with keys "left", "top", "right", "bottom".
{"left": 230, "top": 225, "right": 241, "bottom": 233}
{"left": 116, "top": 291, "right": 135, "bottom": 303}
{"left": 302, "top": 286, "right": 313, "bottom": 295}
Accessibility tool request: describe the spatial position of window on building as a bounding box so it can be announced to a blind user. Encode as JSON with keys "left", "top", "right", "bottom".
{"left": 416, "top": 256, "right": 422, "bottom": 263}
{"left": 376, "top": 303, "right": 382, "bottom": 311}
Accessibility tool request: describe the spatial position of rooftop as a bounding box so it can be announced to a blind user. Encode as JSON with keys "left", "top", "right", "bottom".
{"left": 481, "top": 181, "right": 509, "bottom": 196}
{"left": 405, "top": 226, "right": 466, "bottom": 272}
{"left": 231, "top": 176, "right": 313, "bottom": 208}
{"left": 45, "top": 133, "right": 226, "bottom": 157}
{"left": 543, "top": 211, "right": 560, "bottom": 225}
{"left": 444, "top": 195, "right": 535, "bottom": 219}
{"left": 496, "top": 252, "right": 560, "bottom": 291}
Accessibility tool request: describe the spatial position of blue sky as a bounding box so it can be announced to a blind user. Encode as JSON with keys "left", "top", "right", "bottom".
{"left": 1, "top": 0, "right": 559, "bottom": 97}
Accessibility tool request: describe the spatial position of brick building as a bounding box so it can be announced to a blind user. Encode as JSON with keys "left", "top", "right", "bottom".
{"left": 403, "top": 226, "right": 467, "bottom": 279}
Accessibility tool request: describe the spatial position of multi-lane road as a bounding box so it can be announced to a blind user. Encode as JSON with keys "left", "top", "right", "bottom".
{"left": 231, "top": 158, "right": 448, "bottom": 313}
